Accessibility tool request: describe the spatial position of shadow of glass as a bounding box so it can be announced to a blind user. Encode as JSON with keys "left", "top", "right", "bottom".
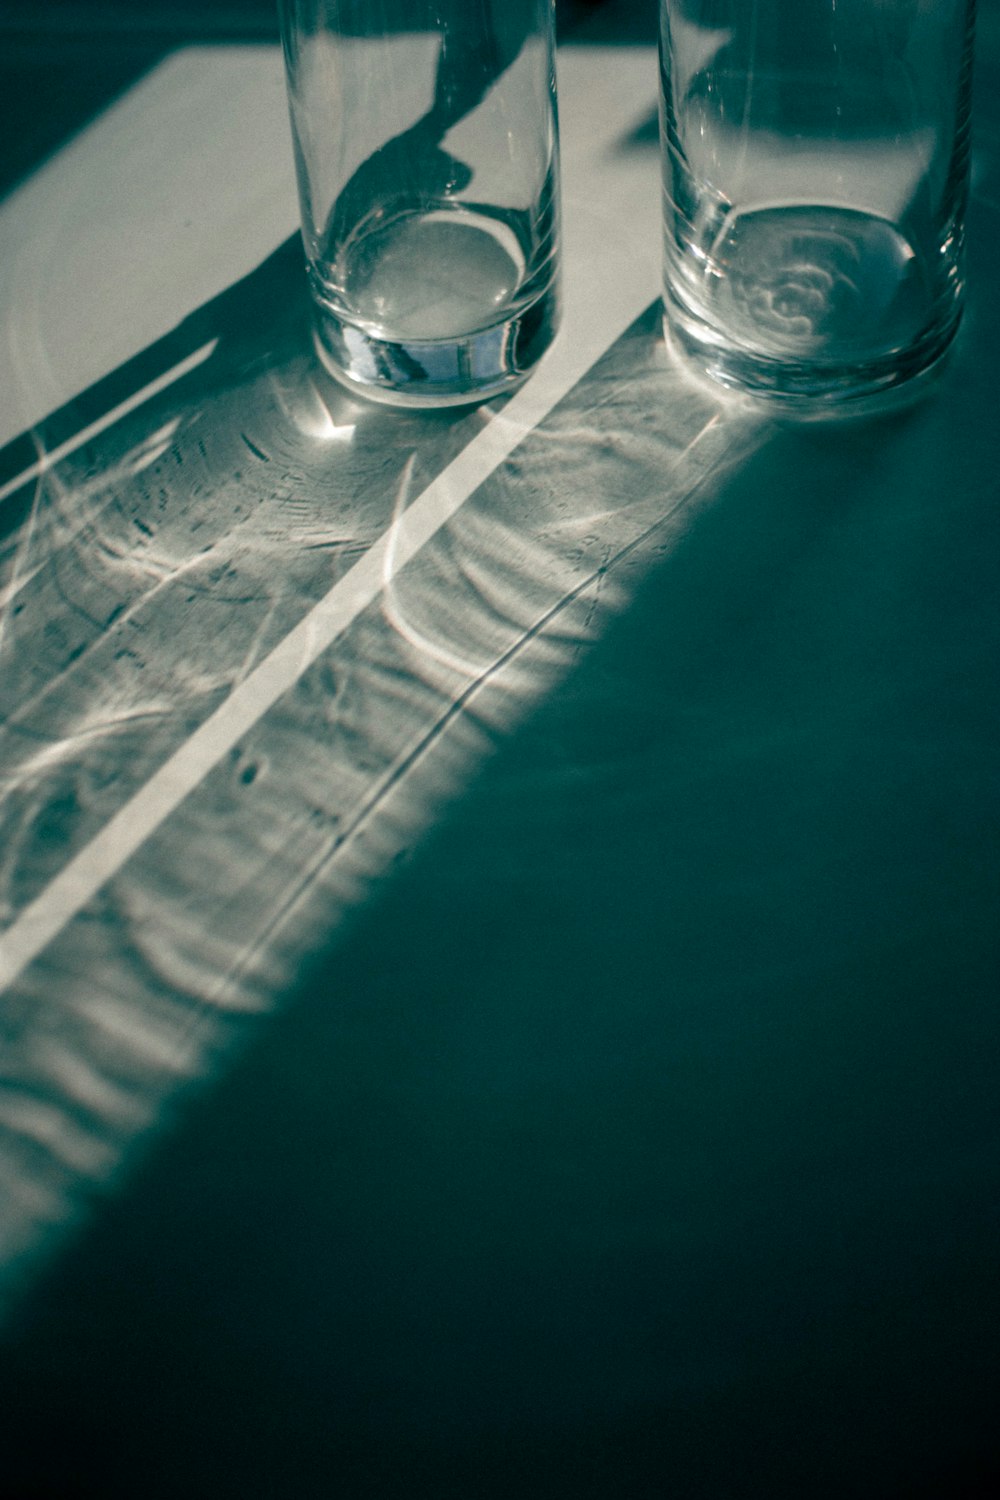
{"left": 0, "top": 192, "right": 760, "bottom": 1305}
{"left": 0, "top": 231, "right": 499, "bottom": 1284}
{"left": 0, "top": 242, "right": 999, "bottom": 1496}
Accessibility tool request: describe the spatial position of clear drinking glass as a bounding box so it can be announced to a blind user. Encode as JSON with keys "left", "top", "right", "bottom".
{"left": 279, "top": 0, "right": 561, "bottom": 408}
{"left": 658, "top": 0, "right": 977, "bottom": 408}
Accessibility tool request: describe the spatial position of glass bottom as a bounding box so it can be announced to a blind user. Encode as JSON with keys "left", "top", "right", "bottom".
{"left": 665, "top": 203, "right": 964, "bottom": 412}
{"left": 310, "top": 205, "right": 559, "bottom": 409}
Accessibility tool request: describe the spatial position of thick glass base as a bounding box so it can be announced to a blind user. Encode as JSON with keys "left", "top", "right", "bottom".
{"left": 664, "top": 204, "right": 964, "bottom": 413}
{"left": 309, "top": 205, "right": 559, "bottom": 409}
{"left": 312, "top": 295, "right": 558, "bottom": 410}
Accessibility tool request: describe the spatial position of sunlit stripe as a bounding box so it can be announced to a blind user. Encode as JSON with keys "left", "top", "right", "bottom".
{"left": 0, "top": 252, "right": 659, "bottom": 995}
{"left": 0, "top": 419, "right": 182, "bottom": 618}
{"left": 0, "top": 41, "right": 666, "bottom": 995}
{"left": 0, "top": 560, "right": 45, "bottom": 614}
{"left": 0, "top": 340, "right": 219, "bottom": 506}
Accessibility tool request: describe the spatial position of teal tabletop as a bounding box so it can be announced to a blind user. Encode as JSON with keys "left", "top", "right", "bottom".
{"left": 1, "top": 4, "right": 998, "bottom": 1496}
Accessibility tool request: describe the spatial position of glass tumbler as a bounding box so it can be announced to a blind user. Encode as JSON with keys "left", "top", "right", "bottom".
{"left": 279, "top": 0, "right": 561, "bottom": 408}
{"left": 658, "top": 0, "right": 977, "bottom": 408}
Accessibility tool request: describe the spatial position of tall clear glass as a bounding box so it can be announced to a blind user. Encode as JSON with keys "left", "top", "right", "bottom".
{"left": 279, "top": 0, "right": 561, "bottom": 408}
{"left": 658, "top": 0, "right": 977, "bottom": 409}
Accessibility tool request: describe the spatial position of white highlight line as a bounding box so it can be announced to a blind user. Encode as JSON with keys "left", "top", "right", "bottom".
{"left": 0, "top": 340, "right": 219, "bottom": 506}
{"left": 0, "top": 44, "right": 666, "bottom": 995}
{"left": 0, "top": 246, "right": 659, "bottom": 995}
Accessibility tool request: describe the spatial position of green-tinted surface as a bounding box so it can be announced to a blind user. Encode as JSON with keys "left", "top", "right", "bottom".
{"left": 2, "top": 326, "right": 998, "bottom": 1493}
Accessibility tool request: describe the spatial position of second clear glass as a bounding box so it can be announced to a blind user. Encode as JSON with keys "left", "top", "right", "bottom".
{"left": 658, "top": 0, "right": 977, "bottom": 409}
